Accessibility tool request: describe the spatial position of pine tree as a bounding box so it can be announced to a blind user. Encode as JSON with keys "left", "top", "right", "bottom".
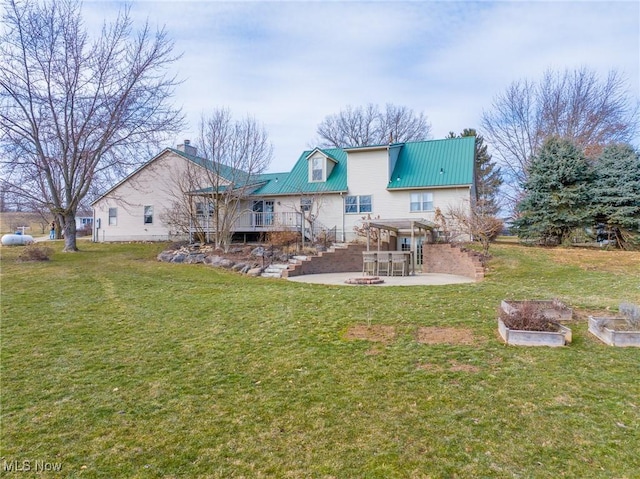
{"left": 591, "top": 143, "right": 640, "bottom": 248}
{"left": 515, "top": 137, "right": 593, "bottom": 244}
{"left": 448, "top": 129, "right": 503, "bottom": 215}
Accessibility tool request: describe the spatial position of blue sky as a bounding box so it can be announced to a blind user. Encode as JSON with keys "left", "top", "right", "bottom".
{"left": 84, "top": 0, "right": 640, "bottom": 172}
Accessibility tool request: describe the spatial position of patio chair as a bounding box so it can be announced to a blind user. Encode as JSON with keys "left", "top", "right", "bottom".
{"left": 391, "top": 252, "right": 407, "bottom": 276}
{"left": 362, "top": 252, "right": 377, "bottom": 276}
{"left": 376, "top": 252, "right": 391, "bottom": 276}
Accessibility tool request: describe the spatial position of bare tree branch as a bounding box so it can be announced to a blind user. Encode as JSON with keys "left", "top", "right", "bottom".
{"left": 0, "top": 0, "right": 184, "bottom": 251}
{"left": 194, "top": 108, "right": 273, "bottom": 252}
{"left": 482, "top": 67, "right": 638, "bottom": 211}
{"left": 315, "top": 103, "right": 431, "bottom": 148}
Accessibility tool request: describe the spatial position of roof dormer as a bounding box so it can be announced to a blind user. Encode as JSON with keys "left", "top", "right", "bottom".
{"left": 306, "top": 148, "right": 338, "bottom": 183}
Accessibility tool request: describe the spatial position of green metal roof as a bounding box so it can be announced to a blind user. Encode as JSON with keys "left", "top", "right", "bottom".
{"left": 251, "top": 137, "right": 474, "bottom": 196}
{"left": 168, "top": 148, "right": 250, "bottom": 183}
{"left": 178, "top": 137, "right": 475, "bottom": 198}
{"left": 249, "top": 172, "right": 290, "bottom": 195}
{"left": 252, "top": 148, "right": 348, "bottom": 195}
{"left": 387, "top": 136, "right": 476, "bottom": 189}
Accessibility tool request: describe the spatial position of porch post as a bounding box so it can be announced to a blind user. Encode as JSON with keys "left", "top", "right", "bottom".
{"left": 366, "top": 224, "right": 370, "bottom": 251}
{"left": 410, "top": 221, "right": 416, "bottom": 274}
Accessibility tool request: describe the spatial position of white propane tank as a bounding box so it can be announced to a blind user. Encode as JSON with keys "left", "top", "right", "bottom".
{"left": 1, "top": 234, "right": 35, "bottom": 246}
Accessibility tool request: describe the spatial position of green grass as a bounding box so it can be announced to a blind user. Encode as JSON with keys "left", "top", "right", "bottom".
{"left": 1, "top": 242, "right": 639, "bottom": 478}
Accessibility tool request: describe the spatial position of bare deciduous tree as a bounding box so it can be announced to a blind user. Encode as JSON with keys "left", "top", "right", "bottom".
{"left": 0, "top": 0, "right": 183, "bottom": 251}
{"left": 316, "top": 103, "right": 431, "bottom": 148}
{"left": 448, "top": 202, "right": 503, "bottom": 258}
{"left": 481, "top": 67, "right": 638, "bottom": 209}
{"left": 160, "top": 158, "right": 211, "bottom": 242}
{"left": 197, "top": 109, "right": 273, "bottom": 252}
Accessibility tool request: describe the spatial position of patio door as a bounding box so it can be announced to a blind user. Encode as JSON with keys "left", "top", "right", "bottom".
{"left": 399, "top": 237, "right": 424, "bottom": 265}
{"left": 252, "top": 200, "right": 274, "bottom": 227}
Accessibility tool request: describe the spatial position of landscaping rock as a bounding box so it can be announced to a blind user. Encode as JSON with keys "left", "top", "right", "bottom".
{"left": 218, "top": 258, "right": 235, "bottom": 269}
{"left": 157, "top": 251, "right": 174, "bottom": 262}
{"left": 171, "top": 253, "right": 187, "bottom": 263}
{"left": 247, "top": 267, "right": 264, "bottom": 277}
{"left": 185, "top": 253, "right": 205, "bottom": 264}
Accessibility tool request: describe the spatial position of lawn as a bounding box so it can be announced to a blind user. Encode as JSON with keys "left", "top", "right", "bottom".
{"left": 1, "top": 242, "right": 639, "bottom": 478}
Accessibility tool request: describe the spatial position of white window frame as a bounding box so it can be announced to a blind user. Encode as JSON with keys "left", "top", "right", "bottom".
{"left": 108, "top": 207, "right": 117, "bottom": 226}
{"left": 310, "top": 156, "right": 324, "bottom": 182}
{"left": 195, "top": 201, "right": 214, "bottom": 218}
{"left": 300, "top": 198, "right": 313, "bottom": 212}
{"left": 345, "top": 195, "right": 372, "bottom": 214}
{"left": 410, "top": 192, "right": 433, "bottom": 212}
{"left": 144, "top": 205, "right": 153, "bottom": 224}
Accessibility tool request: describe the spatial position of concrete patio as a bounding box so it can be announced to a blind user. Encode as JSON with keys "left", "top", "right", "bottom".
{"left": 287, "top": 272, "right": 475, "bottom": 286}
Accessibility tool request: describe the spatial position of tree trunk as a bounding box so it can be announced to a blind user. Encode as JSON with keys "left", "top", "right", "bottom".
{"left": 62, "top": 213, "right": 78, "bottom": 252}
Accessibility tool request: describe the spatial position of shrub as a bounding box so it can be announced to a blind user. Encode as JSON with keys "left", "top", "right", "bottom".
{"left": 17, "top": 245, "right": 53, "bottom": 262}
{"left": 268, "top": 229, "right": 299, "bottom": 248}
{"left": 499, "top": 301, "right": 561, "bottom": 332}
{"left": 619, "top": 302, "right": 640, "bottom": 329}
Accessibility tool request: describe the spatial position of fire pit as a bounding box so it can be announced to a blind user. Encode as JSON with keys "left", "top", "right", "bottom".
{"left": 345, "top": 276, "right": 385, "bottom": 285}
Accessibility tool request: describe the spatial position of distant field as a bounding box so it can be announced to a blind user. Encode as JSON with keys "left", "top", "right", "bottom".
{"left": 0, "top": 212, "right": 49, "bottom": 235}
{"left": 1, "top": 242, "right": 639, "bottom": 478}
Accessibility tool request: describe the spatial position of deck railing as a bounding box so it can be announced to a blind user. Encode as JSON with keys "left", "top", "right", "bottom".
{"left": 191, "top": 211, "right": 337, "bottom": 243}
{"left": 193, "top": 211, "right": 302, "bottom": 232}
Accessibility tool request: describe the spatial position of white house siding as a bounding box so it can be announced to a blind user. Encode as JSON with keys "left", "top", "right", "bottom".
{"left": 343, "top": 147, "right": 472, "bottom": 242}
{"left": 93, "top": 152, "right": 206, "bottom": 242}
{"left": 270, "top": 194, "right": 345, "bottom": 238}
{"left": 93, "top": 140, "right": 473, "bottom": 244}
{"left": 343, "top": 147, "right": 388, "bottom": 240}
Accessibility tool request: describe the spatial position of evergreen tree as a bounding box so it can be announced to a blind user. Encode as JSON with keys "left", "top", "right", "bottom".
{"left": 515, "top": 137, "right": 592, "bottom": 244}
{"left": 448, "top": 129, "right": 503, "bottom": 215}
{"left": 591, "top": 143, "right": 640, "bottom": 249}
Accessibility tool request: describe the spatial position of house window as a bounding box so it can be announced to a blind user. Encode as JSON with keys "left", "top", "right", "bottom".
{"left": 300, "top": 198, "right": 312, "bottom": 212}
{"left": 196, "top": 201, "right": 214, "bottom": 217}
{"left": 410, "top": 192, "right": 433, "bottom": 212}
{"left": 311, "top": 157, "right": 323, "bottom": 182}
{"left": 345, "top": 195, "right": 372, "bottom": 214}
{"left": 108, "top": 207, "right": 117, "bottom": 226}
{"left": 252, "top": 200, "right": 274, "bottom": 226}
{"left": 144, "top": 205, "right": 153, "bottom": 224}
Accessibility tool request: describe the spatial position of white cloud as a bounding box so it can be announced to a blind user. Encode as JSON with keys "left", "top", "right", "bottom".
{"left": 82, "top": 0, "right": 640, "bottom": 171}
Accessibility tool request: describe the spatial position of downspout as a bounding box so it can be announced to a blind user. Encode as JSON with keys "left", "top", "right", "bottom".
{"left": 92, "top": 208, "right": 97, "bottom": 242}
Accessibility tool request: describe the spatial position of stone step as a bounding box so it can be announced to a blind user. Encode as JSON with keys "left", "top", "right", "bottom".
{"left": 260, "top": 271, "right": 284, "bottom": 278}
{"left": 266, "top": 263, "right": 290, "bottom": 270}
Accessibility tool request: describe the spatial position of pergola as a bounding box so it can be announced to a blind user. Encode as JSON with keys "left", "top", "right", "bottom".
{"left": 363, "top": 218, "right": 436, "bottom": 273}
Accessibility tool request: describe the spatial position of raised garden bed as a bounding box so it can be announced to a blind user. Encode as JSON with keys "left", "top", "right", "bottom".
{"left": 498, "top": 300, "right": 572, "bottom": 346}
{"left": 498, "top": 317, "right": 572, "bottom": 346}
{"left": 588, "top": 317, "right": 640, "bottom": 347}
{"left": 501, "top": 299, "right": 573, "bottom": 321}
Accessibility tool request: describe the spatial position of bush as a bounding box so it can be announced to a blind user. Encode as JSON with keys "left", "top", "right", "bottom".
{"left": 619, "top": 302, "right": 640, "bottom": 329}
{"left": 499, "top": 301, "right": 561, "bottom": 332}
{"left": 17, "top": 245, "right": 53, "bottom": 262}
